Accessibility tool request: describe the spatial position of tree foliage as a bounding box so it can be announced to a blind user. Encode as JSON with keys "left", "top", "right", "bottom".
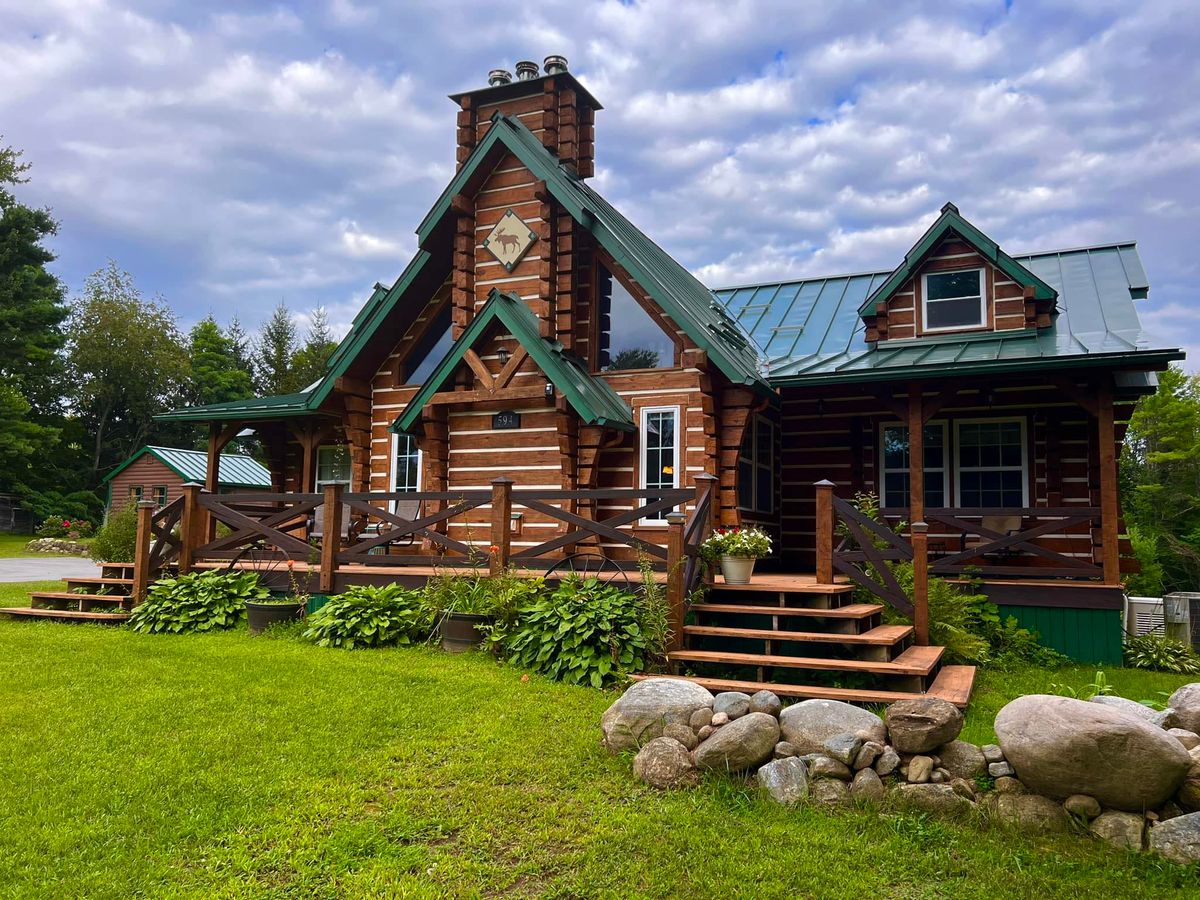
{"left": 187, "top": 316, "right": 254, "bottom": 407}
{"left": 254, "top": 302, "right": 299, "bottom": 395}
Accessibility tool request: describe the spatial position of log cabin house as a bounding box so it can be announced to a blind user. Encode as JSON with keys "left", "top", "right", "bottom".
{"left": 62, "top": 56, "right": 1179, "bottom": 701}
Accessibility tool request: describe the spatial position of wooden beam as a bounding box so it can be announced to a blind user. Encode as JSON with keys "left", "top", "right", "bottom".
{"left": 489, "top": 477, "right": 513, "bottom": 575}
{"left": 132, "top": 501, "right": 155, "bottom": 604}
{"left": 1053, "top": 378, "right": 1100, "bottom": 418}
{"left": 423, "top": 385, "right": 547, "bottom": 406}
{"left": 921, "top": 383, "right": 960, "bottom": 422}
{"left": 334, "top": 375, "right": 371, "bottom": 397}
{"left": 319, "top": 483, "right": 343, "bottom": 593}
{"left": 462, "top": 349, "right": 495, "bottom": 392}
{"left": 1097, "top": 383, "right": 1121, "bottom": 585}
{"left": 814, "top": 480, "right": 835, "bottom": 585}
{"left": 869, "top": 385, "right": 909, "bottom": 421}
{"left": 911, "top": 521, "right": 930, "bottom": 645}
{"left": 666, "top": 511, "right": 687, "bottom": 654}
{"left": 908, "top": 382, "right": 925, "bottom": 524}
{"left": 494, "top": 346, "right": 529, "bottom": 390}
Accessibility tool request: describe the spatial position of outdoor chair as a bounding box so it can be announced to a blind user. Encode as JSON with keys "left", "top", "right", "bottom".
{"left": 960, "top": 514, "right": 1023, "bottom": 560}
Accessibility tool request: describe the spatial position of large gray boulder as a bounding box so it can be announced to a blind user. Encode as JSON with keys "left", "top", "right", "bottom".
{"left": 1090, "top": 694, "right": 1171, "bottom": 728}
{"left": 757, "top": 756, "right": 809, "bottom": 807}
{"left": 885, "top": 697, "right": 964, "bottom": 753}
{"left": 778, "top": 699, "right": 886, "bottom": 755}
{"left": 694, "top": 712, "right": 780, "bottom": 772}
{"left": 1168, "top": 684, "right": 1200, "bottom": 735}
{"left": 994, "top": 694, "right": 1191, "bottom": 811}
{"left": 713, "top": 691, "right": 751, "bottom": 720}
{"left": 938, "top": 740, "right": 986, "bottom": 780}
{"left": 633, "top": 737, "right": 698, "bottom": 789}
{"left": 992, "top": 793, "right": 1071, "bottom": 834}
{"left": 1091, "top": 810, "right": 1145, "bottom": 851}
{"left": 1149, "top": 811, "right": 1200, "bottom": 864}
{"left": 601, "top": 678, "right": 714, "bottom": 751}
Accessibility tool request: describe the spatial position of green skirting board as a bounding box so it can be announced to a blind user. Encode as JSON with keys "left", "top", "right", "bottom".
{"left": 999, "top": 605, "right": 1124, "bottom": 665}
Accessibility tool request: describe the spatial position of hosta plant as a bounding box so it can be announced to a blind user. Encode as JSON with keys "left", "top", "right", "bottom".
{"left": 129, "top": 571, "right": 268, "bottom": 634}
{"left": 1124, "top": 633, "right": 1200, "bottom": 674}
{"left": 302, "top": 583, "right": 432, "bottom": 649}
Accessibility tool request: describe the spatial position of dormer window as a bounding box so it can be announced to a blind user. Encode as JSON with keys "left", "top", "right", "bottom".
{"left": 922, "top": 269, "right": 985, "bottom": 332}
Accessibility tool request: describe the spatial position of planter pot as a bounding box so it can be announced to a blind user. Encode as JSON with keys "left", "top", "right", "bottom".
{"left": 442, "top": 612, "right": 492, "bottom": 653}
{"left": 720, "top": 555, "right": 757, "bottom": 585}
{"left": 246, "top": 600, "right": 305, "bottom": 635}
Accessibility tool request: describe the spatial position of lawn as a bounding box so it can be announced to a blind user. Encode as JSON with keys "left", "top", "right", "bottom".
{"left": 0, "top": 533, "right": 91, "bottom": 558}
{"left": 0, "top": 586, "right": 1197, "bottom": 899}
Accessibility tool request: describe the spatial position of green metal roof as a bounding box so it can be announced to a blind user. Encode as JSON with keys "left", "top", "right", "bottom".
{"left": 714, "top": 241, "right": 1182, "bottom": 386}
{"left": 156, "top": 391, "right": 325, "bottom": 423}
{"left": 102, "top": 446, "right": 272, "bottom": 487}
{"left": 392, "top": 289, "right": 635, "bottom": 434}
{"left": 857, "top": 202, "right": 1057, "bottom": 316}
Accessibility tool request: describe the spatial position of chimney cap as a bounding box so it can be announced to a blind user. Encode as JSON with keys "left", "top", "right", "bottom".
{"left": 488, "top": 68, "right": 512, "bottom": 87}
{"left": 515, "top": 60, "right": 539, "bottom": 81}
{"left": 543, "top": 55, "right": 568, "bottom": 75}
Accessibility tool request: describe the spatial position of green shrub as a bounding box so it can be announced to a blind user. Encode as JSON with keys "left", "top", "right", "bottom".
{"left": 129, "top": 571, "right": 267, "bottom": 634}
{"left": 302, "top": 583, "right": 432, "bottom": 649}
{"left": 1124, "top": 633, "right": 1200, "bottom": 674}
{"left": 35, "top": 516, "right": 95, "bottom": 538}
{"left": 491, "top": 576, "right": 652, "bottom": 688}
{"left": 21, "top": 488, "right": 103, "bottom": 525}
{"left": 1125, "top": 526, "right": 1165, "bottom": 597}
{"left": 423, "top": 570, "right": 542, "bottom": 619}
{"left": 91, "top": 503, "right": 139, "bottom": 562}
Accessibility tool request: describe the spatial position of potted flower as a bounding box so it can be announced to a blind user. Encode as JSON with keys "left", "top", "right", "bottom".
{"left": 245, "top": 559, "right": 308, "bottom": 635}
{"left": 700, "top": 526, "right": 772, "bottom": 584}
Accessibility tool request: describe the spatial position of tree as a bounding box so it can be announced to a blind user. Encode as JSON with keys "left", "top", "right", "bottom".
{"left": 224, "top": 315, "right": 254, "bottom": 374}
{"left": 188, "top": 316, "right": 254, "bottom": 407}
{"left": 289, "top": 306, "right": 338, "bottom": 391}
{"left": 67, "top": 262, "right": 189, "bottom": 484}
{"left": 606, "top": 347, "right": 660, "bottom": 371}
{"left": 254, "top": 302, "right": 298, "bottom": 395}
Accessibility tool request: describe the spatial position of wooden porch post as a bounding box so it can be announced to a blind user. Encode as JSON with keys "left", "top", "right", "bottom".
{"left": 205, "top": 421, "right": 242, "bottom": 541}
{"left": 319, "top": 483, "right": 343, "bottom": 594}
{"left": 132, "top": 500, "right": 156, "bottom": 604}
{"left": 911, "top": 520, "right": 930, "bottom": 645}
{"left": 178, "top": 482, "right": 202, "bottom": 575}
{"left": 694, "top": 472, "right": 719, "bottom": 533}
{"left": 907, "top": 382, "right": 924, "bottom": 525}
{"left": 1097, "top": 384, "right": 1121, "bottom": 585}
{"left": 489, "top": 477, "right": 513, "bottom": 575}
{"left": 666, "top": 511, "right": 687, "bottom": 654}
{"left": 814, "top": 479, "right": 835, "bottom": 585}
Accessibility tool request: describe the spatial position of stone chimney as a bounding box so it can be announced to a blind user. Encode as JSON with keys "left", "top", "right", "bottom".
{"left": 449, "top": 55, "right": 601, "bottom": 178}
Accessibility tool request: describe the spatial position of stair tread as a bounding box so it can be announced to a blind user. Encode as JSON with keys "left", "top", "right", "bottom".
{"left": 710, "top": 575, "right": 854, "bottom": 594}
{"left": 64, "top": 577, "right": 132, "bottom": 586}
{"left": 691, "top": 602, "right": 882, "bottom": 619}
{"left": 926, "top": 665, "right": 976, "bottom": 708}
{"left": 683, "top": 624, "right": 912, "bottom": 645}
{"left": 0, "top": 607, "right": 129, "bottom": 622}
{"left": 630, "top": 674, "right": 930, "bottom": 705}
{"left": 669, "top": 644, "right": 943, "bottom": 675}
{"left": 28, "top": 591, "right": 127, "bottom": 601}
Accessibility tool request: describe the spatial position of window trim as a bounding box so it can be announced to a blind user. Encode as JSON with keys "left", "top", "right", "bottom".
{"left": 391, "top": 432, "right": 422, "bottom": 493}
{"left": 315, "top": 444, "right": 352, "bottom": 488}
{"left": 920, "top": 267, "right": 986, "bottom": 333}
{"left": 737, "top": 413, "right": 776, "bottom": 515}
{"left": 639, "top": 405, "right": 680, "bottom": 526}
{"left": 152, "top": 485, "right": 168, "bottom": 509}
{"left": 128, "top": 485, "right": 144, "bottom": 502}
{"left": 878, "top": 420, "right": 950, "bottom": 510}
{"left": 953, "top": 416, "right": 1029, "bottom": 508}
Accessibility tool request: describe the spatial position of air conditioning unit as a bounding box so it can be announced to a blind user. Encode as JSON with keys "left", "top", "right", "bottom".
{"left": 1126, "top": 594, "right": 1197, "bottom": 647}
{"left": 1125, "top": 596, "right": 1165, "bottom": 637}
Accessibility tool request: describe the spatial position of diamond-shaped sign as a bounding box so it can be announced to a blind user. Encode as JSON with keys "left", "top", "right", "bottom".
{"left": 482, "top": 209, "right": 538, "bottom": 272}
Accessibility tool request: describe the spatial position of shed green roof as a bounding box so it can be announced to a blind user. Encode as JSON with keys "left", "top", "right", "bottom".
{"left": 102, "top": 446, "right": 272, "bottom": 487}
{"left": 715, "top": 241, "right": 1181, "bottom": 386}
{"left": 392, "top": 289, "right": 635, "bottom": 434}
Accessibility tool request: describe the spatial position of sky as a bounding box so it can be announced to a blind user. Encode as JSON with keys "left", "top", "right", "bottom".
{"left": 2, "top": 0, "right": 1198, "bottom": 364}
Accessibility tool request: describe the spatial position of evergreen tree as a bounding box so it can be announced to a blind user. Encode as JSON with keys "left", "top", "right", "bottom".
{"left": 188, "top": 316, "right": 254, "bottom": 406}
{"left": 289, "top": 306, "right": 338, "bottom": 391}
{"left": 254, "top": 302, "right": 298, "bottom": 395}
{"left": 223, "top": 315, "right": 255, "bottom": 377}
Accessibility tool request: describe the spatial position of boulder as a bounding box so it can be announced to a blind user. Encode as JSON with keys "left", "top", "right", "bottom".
{"left": 748, "top": 689, "right": 782, "bottom": 718}
{"left": 689, "top": 707, "right": 713, "bottom": 730}
{"left": 896, "top": 783, "right": 974, "bottom": 817}
{"left": 663, "top": 723, "right": 698, "bottom": 751}
{"left": 992, "top": 793, "right": 1070, "bottom": 834}
{"left": 696, "top": 725, "right": 714, "bottom": 741}
{"left": 1167, "top": 728, "right": 1200, "bottom": 751}
{"left": 874, "top": 746, "right": 900, "bottom": 776}
{"left": 885, "top": 698, "right": 964, "bottom": 753}
{"left": 994, "top": 776, "right": 1025, "bottom": 794}
{"left": 1167, "top": 684, "right": 1200, "bottom": 735}
{"left": 950, "top": 778, "right": 977, "bottom": 801}
{"left": 981, "top": 744, "right": 1004, "bottom": 764}
{"left": 773, "top": 740, "right": 799, "bottom": 759}
{"left": 1149, "top": 811, "right": 1200, "bottom": 864}
{"left": 1177, "top": 776, "right": 1200, "bottom": 811}
{"left": 810, "top": 778, "right": 849, "bottom": 805}
{"left": 713, "top": 691, "right": 751, "bottom": 720}
{"left": 850, "top": 767, "right": 886, "bottom": 804}
{"left": 633, "top": 737, "right": 698, "bottom": 789}
{"left": 804, "top": 754, "right": 852, "bottom": 781}
{"left": 1090, "top": 694, "right": 1171, "bottom": 728}
{"left": 694, "top": 712, "right": 780, "bottom": 772}
{"left": 937, "top": 740, "right": 986, "bottom": 780}
{"left": 853, "top": 741, "right": 883, "bottom": 771}
{"left": 757, "top": 756, "right": 809, "bottom": 807}
{"left": 601, "top": 678, "right": 714, "bottom": 751}
{"left": 1063, "top": 794, "right": 1101, "bottom": 819}
{"left": 988, "top": 761, "right": 1015, "bottom": 778}
{"left": 823, "top": 733, "right": 864, "bottom": 766}
{"left": 711, "top": 711, "right": 730, "bottom": 727}
{"left": 779, "top": 699, "right": 886, "bottom": 755}
{"left": 994, "top": 694, "right": 1192, "bottom": 811}
{"left": 907, "top": 756, "right": 934, "bottom": 784}
{"left": 1091, "top": 810, "right": 1145, "bottom": 851}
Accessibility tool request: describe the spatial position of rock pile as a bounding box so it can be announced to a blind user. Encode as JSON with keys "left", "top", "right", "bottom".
{"left": 24, "top": 538, "right": 90, "bottom": 556}
{"left": 601, "top": 677, "right": 1200, "bottom": 865}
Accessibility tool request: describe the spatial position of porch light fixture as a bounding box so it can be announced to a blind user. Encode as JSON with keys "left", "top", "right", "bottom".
{"left": 497, "top": 347, "right": 510, "bottom": 366}
{"left": 544, "top": 383, "right": 554, "bottom": 399}
{"left": 510, "top": 511, "right": 523, "bottom": 537}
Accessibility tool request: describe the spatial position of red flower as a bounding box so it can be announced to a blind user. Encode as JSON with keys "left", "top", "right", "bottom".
{"left": 489, "top": 544, "right": 500, "bottom": 554}
{"left": 62, "top": 520, "right": 70, "bottom": 527}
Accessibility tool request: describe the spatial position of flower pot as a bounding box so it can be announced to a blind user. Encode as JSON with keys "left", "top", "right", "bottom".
{"left": 720, "top": 555, "right": 757, "bottom": 585}
{"left": 442, "top": 612, "right": 492, "bottom": 653}
{"left": 245, "top": 600, "right": 305, "bottom": 635}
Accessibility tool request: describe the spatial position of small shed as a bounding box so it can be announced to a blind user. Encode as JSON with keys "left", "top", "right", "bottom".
{"left": 103, "top": 446, "right": 272, "bottom": 512}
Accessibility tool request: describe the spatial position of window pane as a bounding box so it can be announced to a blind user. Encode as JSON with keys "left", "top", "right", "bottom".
{"left": 926, "top": 296, "right": 983, "bottom": 329}
{"left": 882, "top": 426, "right": 909, "bottom": 469}
{"left": 597, "top": 265, "right": 675, "bottom": 370}
{"left": 738, "top": 460, "right": 754, "bottom": 509}
{"left": 317, "top": 446, "right": 351, "bottom": 485}
{"left": 884, "top": 473, "right": 909, "bottom": 509}
{"left": 394, "top": 435, "right": 419, "bottom": 492}
{"left": 756, "top": 465, "right": 772, "bottom": 512}
{"left": 925, "top": 482, "right": 944, "bottom": 508}
{"left": 404, "top": 307, "right": 454, "bottom": 386}
{"left": 644, "top": 410, "right": 677, "bottom": 519}
{"left": 926, "top": 270, "right": 981, "bottom": 301}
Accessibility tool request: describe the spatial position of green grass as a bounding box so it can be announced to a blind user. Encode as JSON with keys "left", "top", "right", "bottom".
{"left": 0, "top": 533, "right": 91, "bottom": 558}
{"left": 0, "top": 589, "right": 1197, "bottom": 898}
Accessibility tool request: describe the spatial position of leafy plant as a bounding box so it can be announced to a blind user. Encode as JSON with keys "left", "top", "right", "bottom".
{"left": 90, "top": 502, "right": 139, "bottom": 562}
{"left": 491, "top": 576, "right": 653, "bottom": 688}
{"left": 636, "top": 553, "right": 672, "bottom": 669}
{"left": 699, "top": 526, "right": 772, "bottom": 561}
{"left": 129, "top": 571, "right": 267, "bottom": 634}
{"left": 302, "top": 583, "right": 432, "bottom": 649}
{"left": 36, "top": 516, "right": 94, "bottom": 538}
{"left": 1123, "top": 633, "right": 1200, "bottom": 674}
{"left": 1051, "top": 671, "right": 1114, "bottom": 699}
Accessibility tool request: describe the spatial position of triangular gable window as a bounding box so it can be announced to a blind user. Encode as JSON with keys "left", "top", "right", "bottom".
{"left": 403, "top": 307, "right": 453, "bottom": 386}
{"left": 596, "top": 264, "right": 677, "bottom": 371}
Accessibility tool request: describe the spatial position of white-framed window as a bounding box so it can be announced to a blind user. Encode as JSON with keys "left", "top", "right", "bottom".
{"left": 955, "top": 418, "right": 1027, "bottom": 508}
{"left": 922, "top": 268, "right": 985, "bottom": 332}
{"left": 392, "top": 433, "right": 421, "bottom": 493}
{"left": 640, "top": 406, "right": 679, "bottom": 524}
{"left": 315, "top": 445, "right": 352, "bottom": 488}
{"left": 879, "top": 422, "right": 949, "bottom": 510}
{"left": 738, "top": 414, "right": 775, "bottom": 514}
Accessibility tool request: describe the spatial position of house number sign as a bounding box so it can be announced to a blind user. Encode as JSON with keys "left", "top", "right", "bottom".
{"left": 492, "top": 410, "right": 521, "bottom": 430}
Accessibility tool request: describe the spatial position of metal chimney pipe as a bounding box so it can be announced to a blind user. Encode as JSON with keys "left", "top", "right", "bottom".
{"left": 543, "top": 55, "right": 568, "bottom": 75}
{"left": 515, "top": 60, "right": 539, "bottom": 81}
{"left": 488, "top": 68, "right": 512, "bottom": 86}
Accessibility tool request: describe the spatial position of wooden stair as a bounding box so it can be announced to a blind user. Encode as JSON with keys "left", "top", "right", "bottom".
{"left": 660, "top": 573, "right": 975, "bottom": 708}
{"left": 0, "top": 563, "right": 135, "bottom": 625}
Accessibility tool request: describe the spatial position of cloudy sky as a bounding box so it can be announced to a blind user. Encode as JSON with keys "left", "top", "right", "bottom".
{"left": 2, "top": 0, "right": 1198, "bottom": 363}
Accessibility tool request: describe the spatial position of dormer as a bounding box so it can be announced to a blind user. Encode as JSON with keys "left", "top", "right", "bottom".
{"left": 861, "top": 203, "right": 1058, "bottom": 343}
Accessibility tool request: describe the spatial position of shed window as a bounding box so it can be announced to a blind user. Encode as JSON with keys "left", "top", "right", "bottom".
{"left": 596, "top": 264, "right": 675, "bottom": 371}
{"left": 315, "top": 445, "right": 352, "bottom": 488}
{"left": 880, "top": 423, "right": 948, "bottom": 509}
{"left": 153, "top": 485, "right": 168, "bottom": 508}
{"left": 922, "top": 269, "right": 985, "bottom": 331}
{"left": 737, "top": 415, "right": 775, "bottom": 514}
{"left": 956, "top": 420, "right": 1026, "bottom": 507}
{"left": 128, "top": 485, "right": 144, "bottom": 502}
{"left": 640, "top": 407, "right": 678, "bottom": 523}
